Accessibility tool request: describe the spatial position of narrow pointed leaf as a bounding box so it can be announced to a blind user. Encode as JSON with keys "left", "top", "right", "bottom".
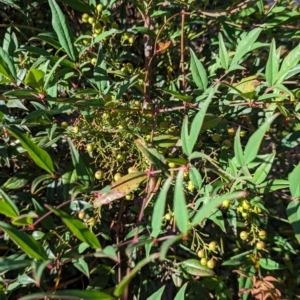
{"left": 277, "top": 42, "right": 300, "bottom": 84}
{"left": 190, "top": 48, "right": 208, "bottom": 90}
{"left": 174, "top": 169, "right": 189, "bottom": 234}
{"left": 67, "top": 138, "right": 90, "bottom": 186}
{"left": 181, "top": 116, "right": 191, "bottom": 156}
{"left": 252, "top": 152, "right": 275, "bottom": 184}
{"left": 265, "top": 39, "right": 279, "bottom": 86}
{"left": 49, "top": 206, "right": 101, "bottom": 249}
{"left": 286, "top": 201, "right": 300, "bottom": 244}
{"left": 289, "top": 163, "right": 300, "bottom": 198}
{"left": 5, "top": 126, "right": 55, "bottom": 175}
{"left": 151, "top": 177, "right": 172, "bottom": 238}
{"left": 192, "top": 191, "right": 246, "bottom": 226}
{"left": 231, "top": 28, "right": 262, "bottom": 66}
{"left": 243, "top": 114, "right": 278, "bottom": 165}
{"left": 114, "top": 253, "right": 159, "bottom": 297}
{"left": 0, "top": 221, "right": 48, "bottom": 261}
{"left": 94, "top": 172, "right": 147, "bottom": 207}
{"left": 0, "top": 258, "right": 32, "bottom": 273}
{"left": 189, "top": 88, "right": 216, "bottom": 151}
{"left": 147, "top": 285, "right": 165, "bottom": 300}
{"left": 234, "top": 127, "right": 244, "bottom": 166}
{"left": 0, "top": 189, "right": 19, "bottom": 217}
{"left": 174, "top": 282, "right": 189, "bottom": 300}
{"left": 0, "top": 46, "right": 17, "bottom": 82}
{"left": 180, "top": 259, "right": 215, "bottom": 277}
{"left": 25, "top": 69, "right": 45, "bottom": 92}
{"left": 94, "top": 45, "right": 108, "bottom": 92}
{"left": 218, "top": 33, "right": 229, "bottom": 70}
{"left": 49, "top": 0, "right": 77, "bottom": 61}
{"left": 135, "top": 139, "right": 168, "bottom": 171}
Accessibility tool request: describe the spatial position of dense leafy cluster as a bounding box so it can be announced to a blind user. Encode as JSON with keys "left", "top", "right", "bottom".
{"left": 1, "top": 0, "right": 300, "bottom": 299}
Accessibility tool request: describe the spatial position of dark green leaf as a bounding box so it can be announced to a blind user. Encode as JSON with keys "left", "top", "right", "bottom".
{"left": 0, "top": 221, "right": 48, "bottom": 261}
{"left": 49, "top": 206, "right": 101, "bottom": 249}
{"left": 5, "top": 126, "right": 55, "bottom": 175}
{"left": 190, "top": 48, "right": 208, "bottom": 90}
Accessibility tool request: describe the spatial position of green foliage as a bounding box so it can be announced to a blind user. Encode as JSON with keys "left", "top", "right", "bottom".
{"left": 1, "top": 0, "right": 300, "bottom": 299}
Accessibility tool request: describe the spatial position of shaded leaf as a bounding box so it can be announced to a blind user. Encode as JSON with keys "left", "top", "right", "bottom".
{"left": 151, "top": 177, "right": 172, "bottom": 238}
{"left": 286, "top": 201, "right": 300, "bottom": 244}
{"left": 5, "top": 126, "right": 55, "bottom": 175}
{"left": 174, "top": 169, "right": 189, "bottom": 234}
{"left": 0, "top": 221, "right": 48, "bottom": 261}
{"left": 49, "top": 206, "right": 101, "bottom": 249}
{"left": 289, "top": 163, "right": 300, "bottom": 198}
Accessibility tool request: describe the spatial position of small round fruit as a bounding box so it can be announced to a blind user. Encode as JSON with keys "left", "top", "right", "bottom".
{"left": 114, "top": 173, "right": 122, "bottom": 181}
{"left": 125, "top": 193, "right": 133, "bottom": 201}
{"left": 91, "top": 58, "right": 97, "bottom": 65}
{"left": 164, "top": 213, "right": 172, "bottom": 221}
{"left": 88, "top": 17, "right": 96, "bottom": 24}
{"left": 258, "top": 230, "right": 267, "bottom": 240}
{"left": 223, "top": 139, "right": 232, "bottom": 149}
{"left": 128, "top": 36, "right": 134, "bottom": 44}
{"left": 242, "top": 200, "right": 251, "bottom": 211}
{"left": 207, "top": 259, "right": 216, "bottom": 269}
{"left": 133, "top": 100, "right": 140, "bottom": 108}
{"left": 241, "top": 212, "right": 248, "bottom": 219}
{"left": 73, "top": 126, "right": 79, "bottom": 134}
{"left": 240, "top": 231, "right": 248, "bottom": 240}
{"left": 128, "top": 167, "right": 137, "bottom": 174}
{"left": 197, "top": 249, "right": 205, "bottom": 259}
{"left": 95, "top": 170, "right": 104, "bottom": 180}
{"left": 86, "top": 144, "right": 94, "bottom": 152}
{"left": 208, "top": 241, "right": 217, "bottom": 252}
{"left": 187, "top": 183, "right": 195, "bottom": 192}
{"left": 253, "top": 206, "right": 262, "bottom": 214}
{"left": 240, "top": 130, "right": 247, "bottom": 138}
{"left": 197, "top": 140, "right": 203, "bottom": 148}
{"left": 256, "top": 241, "right": 265, "bottom": 250}
{"left": 82, "top": 13, "right": 89, "bottom": 23}
{"left": 200, "top": 258, "right": 207, "bottom": 266}
{"left": 126, "top": 63, "right": 134, "bottom": 73}
{"left": 61, "top": 121, "right": 68, "bottom": 129}
{"left": 116, "top": 154, "right": 124, "bottom": 162}
{"left": 212, "top": 133, "right": 220, "bottom": 142}
{"left": 168, "top": 162, "right": 176, "bottom": 168}
{"left": 96, "top": 4, "right": 103, "bottom": 12}
{"left": 87, "top": 217, "right": 95, "bottom": 227}
{"left": 227, "top": 127, "right": 235, "bottom": 136}
{"left": 78, "top": 210, "right": 86, "bottom": 220}
{"left": 222, "top": 200, "right": 230, "bottom": 208}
